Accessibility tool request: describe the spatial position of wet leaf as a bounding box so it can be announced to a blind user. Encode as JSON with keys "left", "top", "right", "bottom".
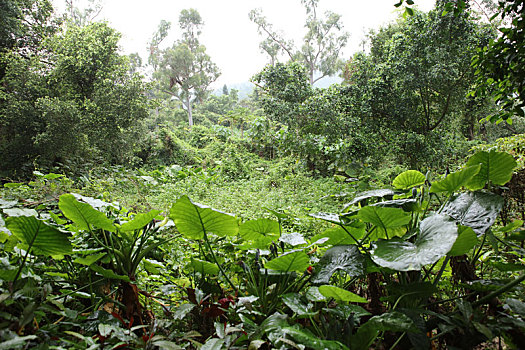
{"left": 371, "top": 214, "right": 457, "bottom": 271}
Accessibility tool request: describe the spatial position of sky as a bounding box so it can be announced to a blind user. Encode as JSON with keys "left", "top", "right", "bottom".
{"left": 53, "top": 0, "right": 436, "bottom": 88}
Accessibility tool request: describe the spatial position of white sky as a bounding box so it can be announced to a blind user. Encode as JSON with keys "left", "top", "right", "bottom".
{"left": 53, "top": 0, "right": 435, "bottom": 88}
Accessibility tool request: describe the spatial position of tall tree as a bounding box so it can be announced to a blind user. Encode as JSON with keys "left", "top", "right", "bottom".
{"left": 249, "top": 0, "right": 349, "bottom": 84}
{"left": 153, "top": 10, "right": 220, "bottom": 127}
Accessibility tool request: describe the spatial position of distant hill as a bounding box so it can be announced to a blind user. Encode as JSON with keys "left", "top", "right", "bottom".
{"left": 213, "top": 82, "right": 254, "bottom": 99}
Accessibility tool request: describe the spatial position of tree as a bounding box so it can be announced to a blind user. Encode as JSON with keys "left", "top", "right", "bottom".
{"left": 249, "top": 0, "right": 349, "bottom": 84}
{"left": 153, "top": 10, "right": 220, "bottom": 127}
{"left": 45, "top": 22, "right": 149, "bottom": 163}
{"left": 341, "top": 4, "right": 495, "bottom": 167}
{"left": 473, "top": 0, "right": 525, "bottom": 123}
{"left": 0, "top": 18, "right": 149, "bottom": 175}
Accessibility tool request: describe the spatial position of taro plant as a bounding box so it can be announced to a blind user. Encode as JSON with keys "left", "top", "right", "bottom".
{"left": 57, "top": 193, "right": 172, "bottom": 325}
{"left": 303, "top": 149, "right": 524, "bottom": 349}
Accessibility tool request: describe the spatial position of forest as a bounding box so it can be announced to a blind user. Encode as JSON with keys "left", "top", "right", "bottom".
{"left": 0, "top": 0, "right": 524, "bottom": 348}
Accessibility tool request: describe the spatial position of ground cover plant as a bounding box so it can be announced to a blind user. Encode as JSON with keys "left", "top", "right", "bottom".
{"left": 1, "top": 149, "right": 524, "bottom": 349}
{"left": 2, "top": 0, "right": 525, "bottom": 348}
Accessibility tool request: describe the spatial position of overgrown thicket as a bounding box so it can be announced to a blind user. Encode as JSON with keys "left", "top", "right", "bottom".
{"left": 1, "top": 0, "right": 525, "bottom": 348}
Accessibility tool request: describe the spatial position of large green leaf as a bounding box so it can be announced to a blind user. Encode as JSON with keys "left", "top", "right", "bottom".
{"left": 282, "top": 327, "right": 349, "bottom": 350}
{"left": 344, "top": 189, "right": 395, "bottom": 208}
{"left": 312, "top": 245, "right": 365, "bottom": 284}
{"left": 430, "top": 164, "right": 481, "bottom": 195}
{"left": 441, "top": 191, "right": 504, "bottom": 236}
{"left": 393, "top": 170, "right": 426, "bottom": 190}
{"left": 73, "top": 253, "right": 106, "bottom": 266}
{"left": 6, "top": 216, "right": 72, "bottom": 256}
{"left": 310, "top": 212, "right": 344, "bottom": 224}
{"left": 185, "top": 258, "right": 219, "bottom": 275}
{"left": 358, "top": 206, "right": 411, "bottom": 232}
{"left": 318, "top": 285, "right": 367, "bottom": 303}
{"left": 448, "top": 226, "right": 477, "bottom": 256}
{"left": 59, "top": 194, "right": 116, "bottom": 232}
{"left": 363, "top": 312, "right": 418, "bottom": 332}
{"left": 279, "top": 232, "right": 306, "bottom": 246}
{"left": 264, "top": 250, "right": 309, "bottom": 272}
{"left": 310, "top": 226, "right": 363, "bottom": 246}
{"left": 372, "top": 199, "right": 419, "bottom": 212}
{"left": 169, "top": 195, "right": 238, "bottom": 239}
{"left": 201, "top": 338, "right": 225, "bottom": 350}
{"left": 465, "top": 150, "right": 517, "bottom": 190}
{"left": 371, "top": 214, "right": 457, "bottom": 271}
{"left": 120, "top": 210, "right": 161, "bottom": 232}
{"left": 90, "top": 265, "right": 130, "bottom": 282}
{"left": 239, "top": 218, "right": 279, "bottom": 241}
{"left": 281, "top": 293, "right": 316, "bottom": 317}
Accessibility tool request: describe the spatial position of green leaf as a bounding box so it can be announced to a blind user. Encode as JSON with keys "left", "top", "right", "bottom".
{"left": 442, "top": 191, "right": 504, "bottom": 235}
{"left": 430, "top": 164, "right": 481, "bottom": 194}
{"left": 393, "top": 170, "right": 425, "bottom": 190}
{"left": 3, "top": 208, "right": 38, "bottom": 217}
{"left": 59, "top": 194, "right": 116, "bottom": 232}
{"left": 371, "top": 214, "right": 457, "bottom": 271}
{"left": 310, "top": 212, "right": 344, "bottom": 224}
{"left": 279, "top": 232, "right": 306, "bottom": 246}
{"left": 0, "top": 199, "right": 18, "bottom": 209}
{"left": 151, "top": 340, "right": 183, "bottom": 350}
{"left": 169, "top": 195, "right": 238, "bottom": 239}
{"left": 98, "top": 324, "right": 113, "bottom": 337}
{"left": 120, "top": 210, "right": 161, "bottom": 232}
{"left": 264, "top": 250, "right": 309, "bottom": 272}
{"left": 173, "top": 303, "right": 195, "bottom": 320}
{"left": 505, "top": 298, "right": 525, "bottom": 318}
{"left": 344, "top": 189, "right": 395, "bottom": 208}
{"left": 364, "top": 312, "right": 418, "bottom": 332}
{"left": 281, "top": 293, "right": 316, "bottom": 317}
{"left": 318, "top": 285, "right": 368, "bottom": 303}
{"left": 466, "top": 150, "right": 517, "bottom": 190}
{"left": 201, "top": 338, "right": 225, "bottom": 350}
{"left": 358, "top": 206, "right": 411, "bottom": 232}
{"left": 282, "top": 327, "right": 349, "bottom": 350}
{"left": 0, "top": 335, "right": 38, "bottom": 349}
{"left": 312, "top": 245, "right": 365, "bottom": 284}
{"left": 239, "top": 218, "right": 279, "bottom": 240}
{"left": 186, "top": 258, "right": 220, "bottom": 275}
{"left": 372, "top": 199, "right": 419, "bottom": 212}
{"left": 73, "top": 252, "right": 106, "bottom": 266}
{"left": 448, "top": 226, "right": 477, "bottom": 256}
{"left": 310, "top": 226, "right": 363, "bottom": 246}
{"left": 90, "top": 265, "right": 130, "bottom": 282}
{"left": 6, "top": 216, "right": 72, "bottom": 256}
{"left": 306, "top": 286, "right": 326, "bottom": 302}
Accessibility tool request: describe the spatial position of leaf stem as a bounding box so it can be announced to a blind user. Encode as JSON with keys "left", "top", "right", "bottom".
{"left": 203, "top": 232, "right": 238, "bottom": 293}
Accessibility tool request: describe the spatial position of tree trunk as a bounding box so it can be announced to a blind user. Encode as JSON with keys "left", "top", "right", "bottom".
{"left": 186, "top": 95, "right": 193, "bottom": 127}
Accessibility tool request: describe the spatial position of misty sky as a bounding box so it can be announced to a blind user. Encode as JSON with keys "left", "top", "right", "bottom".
{"left": 53, "top": 0, "right": 436, "bottom": 88}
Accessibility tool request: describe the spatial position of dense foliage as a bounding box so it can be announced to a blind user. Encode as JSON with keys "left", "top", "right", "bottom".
{"left": 1, "top": 0, "right": 524, "bottom": 348}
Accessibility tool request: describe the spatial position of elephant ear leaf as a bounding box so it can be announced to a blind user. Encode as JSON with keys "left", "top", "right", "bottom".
{"left": 59, "top": 194, "right": 116, "bottom": 232}
{"left": 6, "top": 216, "right": 72, "bottom": 256}
{"left": 169, "top": 195, "right": 239, "bottom": 239}
{"left": 441, "top": 191, "right": 504, "bottom": 236}
{"left": 120, "top": 210, "right": 161, "bottom": 232}
{"left": 371, "top": 214, "right": 457, "bottom": 271}
{"left": 430, "top": 164, "right": 481, "bottom": 195}
{"left": 312, "top": 245, "right": 365, "bottom": 284}
{"left": 358, "top": 206, "right": 411, "bottom": 232}
{"left": 465, "top": 150, "right": 516, "bottom": 190}
{"left": 264, "top": 250, "right": 310, "bottom": 272}
{"left": 393, "top": 170, "right": 426, "bottom": 190}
